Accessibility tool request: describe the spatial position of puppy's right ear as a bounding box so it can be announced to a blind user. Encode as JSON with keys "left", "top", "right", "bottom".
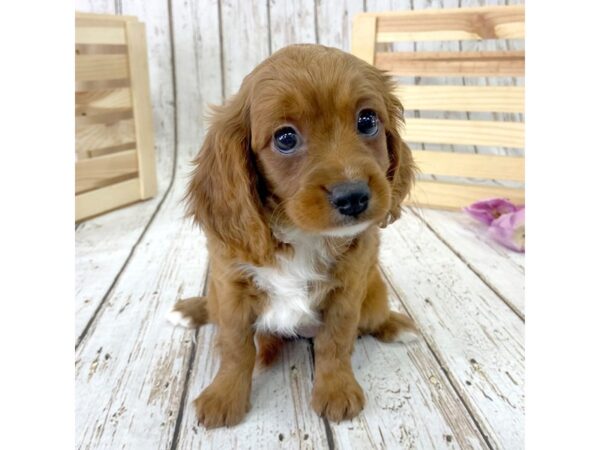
{"left": 186, "top": 91, "right": 276, "bottom": 265}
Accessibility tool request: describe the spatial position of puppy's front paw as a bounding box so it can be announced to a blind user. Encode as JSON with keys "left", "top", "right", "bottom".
{"left": 311, "top": 374, "right": 365, "bottom": 422}
{"left": 194, "top": 381, "right": 250, "bottom": 428}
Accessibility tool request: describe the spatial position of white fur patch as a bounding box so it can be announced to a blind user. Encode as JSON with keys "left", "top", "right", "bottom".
{"left": 166, "top": 309, "right": 194, "bottom": 328}
{"left": 244, "top": 229, "right": 332, "bottom": 336}
{"left": 393, "top": 328, "right": 420, "bottom": 344}
{"left": 320, "top": 220, "right": 372, "bottom": 238}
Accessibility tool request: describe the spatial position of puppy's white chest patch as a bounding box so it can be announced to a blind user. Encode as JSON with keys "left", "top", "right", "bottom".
{"left": 246, "top": 232, "right": 331, "bottom": 337}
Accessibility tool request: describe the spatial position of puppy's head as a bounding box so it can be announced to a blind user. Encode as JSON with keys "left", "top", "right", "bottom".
{"left": 187, "top": 45, "right": 414, "bottom": 263}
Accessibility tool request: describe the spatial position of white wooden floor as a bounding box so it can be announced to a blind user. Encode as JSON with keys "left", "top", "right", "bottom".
{"left": 75, "top": 168, "right": 524, "bottom": 450}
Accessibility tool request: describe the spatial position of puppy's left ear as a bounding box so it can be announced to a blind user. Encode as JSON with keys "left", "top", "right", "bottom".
{"left": 382, "top": 88, "right": 416, "bottom": 226}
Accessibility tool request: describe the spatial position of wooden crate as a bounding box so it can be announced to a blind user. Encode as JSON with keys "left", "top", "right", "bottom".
{"left": 352, "top": 5, "right": 525, "bottom": 210}
{"left": 75, "top": 12, "right": 157, "bottom": 221}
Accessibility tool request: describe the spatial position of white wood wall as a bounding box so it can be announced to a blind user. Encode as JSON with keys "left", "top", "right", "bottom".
{"left": 75, "top": 0, "right": 525, "bottom": 189}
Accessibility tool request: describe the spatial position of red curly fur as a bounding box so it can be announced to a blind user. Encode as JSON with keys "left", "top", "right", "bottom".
{"left": 172, "top": 44, "right": 417, "bottom": 428}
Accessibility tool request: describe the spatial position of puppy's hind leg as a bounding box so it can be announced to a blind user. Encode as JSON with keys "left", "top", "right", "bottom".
{"left": 359, "top": 268, "right": 420, "bottom": 344}
{"left": 167, "top": 296, "right": 210, "bottom": 329}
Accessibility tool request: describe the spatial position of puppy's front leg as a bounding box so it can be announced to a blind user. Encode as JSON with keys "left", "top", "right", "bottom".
{"left": 194, "top": 287, "right": 256, "bottom": 428}
{"left": 311, "top": 292, "right": 365, "bottom": 422}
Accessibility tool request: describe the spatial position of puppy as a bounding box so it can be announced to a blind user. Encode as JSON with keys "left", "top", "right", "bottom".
{"left": 169, "top": 44, "right": 417, "bottom": 428}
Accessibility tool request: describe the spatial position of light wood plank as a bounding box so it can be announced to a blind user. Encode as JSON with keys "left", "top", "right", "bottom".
{"left": 408, "top": 180, "right": 524, "bottom": 210}
{"left": 380, "top": 211, "right": 524, "bottom": 449}
{"left": 75, "top": 182, "right": 209, "bottom": 448}
{"left": 330, "top": 292, "right": 488, "bottom": 449}
{"left": 75, "top": 178, "right": 141, "bottom": 221}
{"left": 269, "top": 0, "right": 317, "bottom": 53}
{"left": 76, "top": 78, "right": 131, "bottom": 92}
{"left": 376, "top": 51, "right": 524, "bottom": 76}
{"left": 76, "top": 54, "right": 129, "bottom": 82}
{"left": 371, "top": 4, "right": 524, "bottom": 41}
{"left": 176, "top": 336, "right": 330, "bottom": 449}
{"left": 220, "top": 0, "right": 270, "bottom": 97}
{"left": 352, "top": 14, "right": 377, "bottom": 64}
{"left": 170, "top": 0, "right": 222, "bottom": 160}
{"left": 316, "top": 0, "right": 365, "bottom": 52}
{"left": 125, "top": 20, "right": 157, "bottom": 199}
{"left": 395, "top": 85, "right": 524, "bottom": 113}
{"left": 416, "top": 208, "right": 524, "bottom": 317}
{"left": 404, "top": 118, "right": 524, "bottom": 148}
{"left": 76, "top": 118, "right": 136, "bottom": 153}
{"left": 76, "top": 43, "right": 128, "bottom": 55}
{"left": 76, "top": 88, "right": 132, "bottom": 110}
{"left": 75, "top": 107, "right": 133, "bottom": 126}
{"left": 413, "top": 151, "right": 524, "bottom": 181}
{"left": 75, "top": 150, "right": 138, "bottom": 193}
{"left": 76, "top": 25, "right": 126, "bottom": 45}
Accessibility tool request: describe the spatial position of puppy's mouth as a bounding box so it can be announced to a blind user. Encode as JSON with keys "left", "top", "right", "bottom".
{"left": 320, "top": 219, "right": 373, "bottom": 238}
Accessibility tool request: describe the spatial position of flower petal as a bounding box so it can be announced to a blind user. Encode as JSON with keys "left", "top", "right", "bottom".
{"left": 464, "top": 198, "right": 519, "bottom": 225}
{"left": 488, "top": 208, "right": 525, "bottom": 252}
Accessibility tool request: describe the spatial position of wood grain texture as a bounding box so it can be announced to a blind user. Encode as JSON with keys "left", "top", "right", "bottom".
{"left": 75, "top": 178, "right": 141, "bottom": 221}
{"left": 316, "top": 0, "right": 364, "bottom": 51}
{"left": 76, "top": 25, "right": 127, "bottom": 45}
{"left": 171, "top": 0, "right": 222, "bottom": 160}
{"left": 404, "top": 118, "right": 524, "bottom": 148}
{"left": 269, "top": 0, "right": 317, "bottom": 53}
{"left": 415, "top": 208, "right": 525, "bottom": 317}
{"left": 413, "top": 151, "right": 524, "bottom": 181}
{"left": 380, "top": 212, "right": 525, "bottom": 450}
{"left": 408, "top": 180, "right": 524, "bottom": 210}
{"left": 126, "top": 20, "right": 158, "bottom": 199}
{"left": 75, "top": 181, "right": 209, "bottom": 449}
{"left": 76, "top": 54, "right": 129, "bottom": 81}
{"left": 372, "top": 4, "right": 524, "bottom": 41}
{"left": 221, "top": 0, "right": 270, "bottom": 98}
{"left": 75, "top": 149, "right": 138, "bottom": 193}
{"left": 396, "top": 85, "right": 524, "bottom": 113}
{"left": 375, "top": 50, "right": 525, "bottom": 76}
{"left": 329, "top": 292, "right": 488, "bottom": 450}
{"left": 76, "top": 118, "right": 135, "bottom": 153}
{"left": 175, "top": 336, "right": 330, "bottom": 449}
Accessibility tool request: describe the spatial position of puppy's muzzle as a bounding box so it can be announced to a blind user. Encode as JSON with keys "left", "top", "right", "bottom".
{"left": 328, "top": 181, "right": 371, "bottom": 217}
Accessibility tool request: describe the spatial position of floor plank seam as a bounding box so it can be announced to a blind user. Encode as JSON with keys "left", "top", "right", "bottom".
{"left": 308, "top": 339, "right": 336, "bottom": 449}
{"left": 169, "top": 269, "right": 209, "bottom": 449}
{"left": 381, "top": 269, "right": 496, "bottom": 450}
{"left": 76, "top": 0, "right": 181, "bottom": 350}
{"left": 410, "top": 207, "right": 525, "bottom": 322}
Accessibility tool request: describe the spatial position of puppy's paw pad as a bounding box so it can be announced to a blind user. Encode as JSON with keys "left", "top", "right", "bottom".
{"left": 166, "top": 309, "right": 194, "bottom": 328}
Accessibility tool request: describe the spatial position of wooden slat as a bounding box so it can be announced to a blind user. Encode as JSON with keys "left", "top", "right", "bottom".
{"left": 76, "top": 78, "right": 131, "bottom": 93}
{"left": 76, "top": 118, "right": 135, "bottom": 153}
{"left": 75, "top": 12, "right": 139, "bottom": 23}
{"left": 76, "top": 54, "right": 129, "bottom": 82}
{"left": 413, "top": 151, "right": 524, "bottom": 181}
{"left": 351, "top": 14, "right": 377, "bottom": 65}
{"left": 75, "top": 26, "right": 126, "bottom": 45}
{"left": 75, "top": 178, "right": 141, "bottom": 221}
{"left": 376, "top": 51, "right": 524, "bottom": 76}
{"left": 75, "top": 150, "right": 138, "bottom": 193}
{"left": 370, "top": 5, "right": 524, "bottom": 42}
{"left": 75, "top": 108, "right": 133, "bottom": 127}
{"left": 75, "top": 88, "right": 132, "bottom": 109}
{"left": 404, "top": 118, "right": 524, "bottom": 148}
{"left": 408, "top": 180, "right": 524, "bottom": 210}
{"left": 395, "top": 85, "right": 524, "bottom": 113}
{"left": 126, "top": 21, "right": 158, "bottom": 199}
{"left": 76, "top": 43, "right": 128, "bottom": 55}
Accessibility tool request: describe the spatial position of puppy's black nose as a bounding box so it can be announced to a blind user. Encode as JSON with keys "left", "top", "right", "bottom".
{"left": 328, "top": 181, "right": 371, "bottom": 217}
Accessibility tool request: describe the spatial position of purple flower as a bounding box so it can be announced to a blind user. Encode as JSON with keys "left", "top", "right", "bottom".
{"left": 488, "top": 208, "right": 525, "bottom": 252}
{"left": 464, "top": 198, "right": 521, "bottom": 225}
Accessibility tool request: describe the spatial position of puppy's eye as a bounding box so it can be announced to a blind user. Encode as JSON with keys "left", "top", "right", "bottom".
{"left": 357, "top": 109, "right": 379, "bottom": 137}
{"left": 273, "top": 127, "right": 300, "bottom": 154}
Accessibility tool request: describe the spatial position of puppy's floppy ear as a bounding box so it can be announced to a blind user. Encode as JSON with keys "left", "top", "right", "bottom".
{"left": 186, "top": 89, "right": 276, "bottom": 265}
{"left": 382, "top": 83, "right": 416, "bottom": 227}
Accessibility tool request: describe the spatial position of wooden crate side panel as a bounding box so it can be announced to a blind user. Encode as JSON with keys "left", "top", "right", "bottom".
{"left": 413, "top": 151, "right": 524, "bottom": 181}
{"left": 75, "top": 150, "right": 139, "bottom": 193}
{"left": 408, "top": 180, "right": 524, "bottom": 210}
{"left": 125, "top": 20, "right": 157, "bottom": 199}
{"left": 75, "top": 178, "right": 142, "bottom": 221}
